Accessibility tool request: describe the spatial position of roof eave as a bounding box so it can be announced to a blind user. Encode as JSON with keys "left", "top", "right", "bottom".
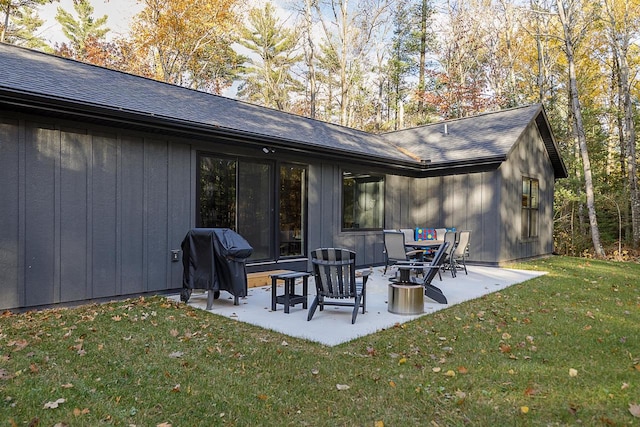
{"left": 1, "top": 89, "right": 426, "bottom": 172}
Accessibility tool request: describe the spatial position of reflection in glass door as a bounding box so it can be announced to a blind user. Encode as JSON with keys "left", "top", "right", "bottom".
{"left": 279, "top": 165, "right": 306, "bottom": 257}
{"left": 197, "top": 153, "right": 305, "bottom": 262}
{"left": 237, "top": 161, "right": 273, "bottom": 260}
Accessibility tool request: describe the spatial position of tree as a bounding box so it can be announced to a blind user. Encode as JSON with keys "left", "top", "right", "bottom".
{"left": 237, "top": 3, "right": 302, "bottom": 111}
{"left": 129, "top": 0, "right": 243, "bottom": 94}
{"left": 1, "top": 0, "right": 50, "bottom": 46}
{"left": 313, "top": 0, "right": 392, "bottom": 126}
{"left": 300, "top": 0, "right": 318, "bottom": 118}
{"left": 603, "top": 0, "right": 640, "bottom": 248}
{"left": 556, "top": 0, "right": 605, "bottom": 258}
{"left": 55, "top": 0, "right": 110, "bottom": 60}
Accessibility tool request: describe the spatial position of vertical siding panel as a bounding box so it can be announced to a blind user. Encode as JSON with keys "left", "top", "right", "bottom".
{"left": 306, "top": 163, "right": 322, "bottom": 261}
{"left": 428, "top": 177, "right": 442, "bottom": 225}
{"left": 0, "top": 119, "right": 20, "bottom": 309}
{"left": 120, "top": 136, "right": 144, "bottom": 294}
{"left": 466, "top": 173, "right": 484, "bottom": 262}
{"left": 24, "top": 125, "right": 57, "bottom": 306}
{"left": 59, "top": 131, "right": 89, "bottom": 302}
{"left": 92, "top": 134, "right": 118, "bottom": 298}
{"left": 145, "top": 139, "right": 168, "bottom": 291}
{"left": 169, "top": 142, "right": 191, "bottom": 288}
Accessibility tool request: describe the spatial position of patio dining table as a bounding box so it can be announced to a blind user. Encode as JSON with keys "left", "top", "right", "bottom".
{"left": 405, "top": 239, "right": 444, "bottom": 250}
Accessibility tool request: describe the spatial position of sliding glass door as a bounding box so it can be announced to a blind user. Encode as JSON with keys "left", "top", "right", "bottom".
{"left": 197, "top": 153, "right": 306, "bottom": 262}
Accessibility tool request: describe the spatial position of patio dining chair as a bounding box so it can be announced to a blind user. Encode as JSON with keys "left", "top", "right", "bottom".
{"left": 442, "top": 230, "right": 458, "bottom": 278}
{"left": 308, "top": 248, "right": 371, "bottom": 324}
{"left": 383, "top": 231, "right": 424, "bottom": 275}
{"left": 451, "top": 230, "right": 471, "bottom": 275}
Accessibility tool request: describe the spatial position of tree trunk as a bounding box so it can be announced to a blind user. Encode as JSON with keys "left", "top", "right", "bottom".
{"left": 417, "top": 0, "right": 428, "bottom": 114}
{"left": 1, "top": 3, "right": 11, "bottom": 43}
{"left": 304, "top": 0, "right": 316, "bottom": 119}
{"left": 557, "top": 0, "right": 605, "bottom": 258}
{"left": 618, "top": 48, "right": 639, "bottom": 248}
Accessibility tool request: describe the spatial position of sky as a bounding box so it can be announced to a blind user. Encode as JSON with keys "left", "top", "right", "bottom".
{"left": 38, "top": 0, "right": 143, "bottom": 45}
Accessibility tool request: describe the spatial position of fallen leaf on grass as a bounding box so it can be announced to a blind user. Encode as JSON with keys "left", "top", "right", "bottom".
{"left": 444, "top": 370, "right": 456, "bottom": 377}
{"left": 157, "top": 423, "right": 172, "bottom": 427}
{"left": 629, "top": 403, "right": 640, "bottom": 418}
{"left": 0, "top": 369, "right": 13, "bottom": 381}
{"left": 374, "top": 421, "right": 384, "bottom": 427}
{"left": 257, "top": 394, "right": 268, "bottom": 400}
{"left": 569, "top": 368, "right": 578, "bottom": 377}
{"left": 499, "top": 343, "right": 512, "bottom": 353}
{"left": 73, "top": 408, "right": 90, "bottom": 416}
{"left": 171, "top": 384, "right": 181, "bottom": 393}
{"left": 7, "top": 339, "right": 28, "bottom": 351}
{"left": 457, "top": 366, "right": 468, "bottom": 374}
{"left": 520, "top": 406, "right": 529, "bottom": 414}
{"left": 168, "top": 351, "right": 184, "bottom": 358}
{"left": 44, "top": 398, "right": 66, "bottom": 409}
{"left": 336, "top": 384, "right": 350, "bottom": 390}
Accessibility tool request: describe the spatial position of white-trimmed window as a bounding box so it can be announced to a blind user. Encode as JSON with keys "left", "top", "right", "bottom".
{"left": 522, "top": 177, "right": 539, "bottom": 238}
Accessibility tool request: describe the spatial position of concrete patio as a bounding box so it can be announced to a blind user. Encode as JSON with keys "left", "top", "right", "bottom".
{"left": 171, "top": 265, "right": 546, "bottom": 346}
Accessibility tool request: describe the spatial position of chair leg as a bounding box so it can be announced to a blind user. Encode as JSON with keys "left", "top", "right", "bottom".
{"left": 462, "top": 257, "right": 468, "bottom": 274}
{"left": 351, "top": 295, "right": 362, "bottom": 324}
{"left": 307, "top": 296, "right": 320, "bottom": 321}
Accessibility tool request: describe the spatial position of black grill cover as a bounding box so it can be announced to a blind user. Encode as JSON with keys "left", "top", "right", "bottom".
{"left": 181, "top": 228, "right": 253, "bottom": 302}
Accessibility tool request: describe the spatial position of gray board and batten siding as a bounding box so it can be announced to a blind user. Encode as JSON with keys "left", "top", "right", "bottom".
{"left": 0, "top": 116, "right": 192, "bottom": 309}
{"left": 0, "top": 44, "right": 567, "bottom": 310}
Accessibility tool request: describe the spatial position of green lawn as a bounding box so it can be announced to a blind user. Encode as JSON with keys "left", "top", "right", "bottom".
{"left": 1, "top": 256, "right": 639, "bottom": 426}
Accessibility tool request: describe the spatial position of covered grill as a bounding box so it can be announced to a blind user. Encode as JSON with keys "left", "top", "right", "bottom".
{"left": 180, "top": 228, "right": 253, "bottom": 308}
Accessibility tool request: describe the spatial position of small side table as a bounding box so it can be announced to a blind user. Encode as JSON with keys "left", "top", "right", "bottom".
{"left": 270, "top": 271, "right": 311, "bottom": 313}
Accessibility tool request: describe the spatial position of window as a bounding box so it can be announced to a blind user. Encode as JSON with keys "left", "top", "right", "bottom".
{"left": 342, "top": 171, "right": 384, "bottom": 230}
{"left": 197, "top": 153, "right": 306, "bottom": 261}
{"left": 522, "top": 177, "right": 539, "bottom": 239}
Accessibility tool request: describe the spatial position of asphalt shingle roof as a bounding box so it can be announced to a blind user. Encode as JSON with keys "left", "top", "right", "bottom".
{"left": 383, "top": 105, "right": 541, "bottom": 165}
{"left": 0, "top": 44, "right": 566, "bottom": 177}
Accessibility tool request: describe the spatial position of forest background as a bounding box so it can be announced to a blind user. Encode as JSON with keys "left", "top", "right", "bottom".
{"left": 2, "top": 0, "right": 639, "bottom": 260}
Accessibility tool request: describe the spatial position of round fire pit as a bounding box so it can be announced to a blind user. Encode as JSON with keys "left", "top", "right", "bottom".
{"left": 388, "top": 282, "right": 424, "bottom": 315}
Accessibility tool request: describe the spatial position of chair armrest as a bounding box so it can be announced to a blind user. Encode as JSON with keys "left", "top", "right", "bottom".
{"left": 405, "top": 249, "right": 424, "bottom": 257}
{"left": 357, "top": 270, "right": 370, "bottom": 288}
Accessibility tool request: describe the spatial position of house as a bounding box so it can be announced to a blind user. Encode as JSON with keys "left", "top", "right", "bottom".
{"left": 0, "top": 44, "right": 567, "bottom": 311}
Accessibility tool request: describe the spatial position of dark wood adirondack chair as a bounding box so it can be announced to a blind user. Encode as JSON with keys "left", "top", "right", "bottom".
{"left": 308, "top": 248, "right": 370, "bottom": 324}
{"left": 399, "top": 242, "right": 450, "bottom": 304}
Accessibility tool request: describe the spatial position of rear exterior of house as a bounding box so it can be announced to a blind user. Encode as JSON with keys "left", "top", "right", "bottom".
{"left": 0, "top": 44, "right": 566, "bottom": 311}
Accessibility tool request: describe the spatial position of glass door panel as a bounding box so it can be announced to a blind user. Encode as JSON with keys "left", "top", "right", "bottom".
{"left": 279, "top": 165, "right": 306, "bottom": 257}
{"left": 237, "top": 161, "right": 273, "bottom": 260}
{"left": 198, "top": 156, "right": 236, "bottom": 228}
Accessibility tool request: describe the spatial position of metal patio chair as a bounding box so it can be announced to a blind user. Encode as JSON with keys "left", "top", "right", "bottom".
{"left": 383, "top": 230, "right": 424, "bottom": 275}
